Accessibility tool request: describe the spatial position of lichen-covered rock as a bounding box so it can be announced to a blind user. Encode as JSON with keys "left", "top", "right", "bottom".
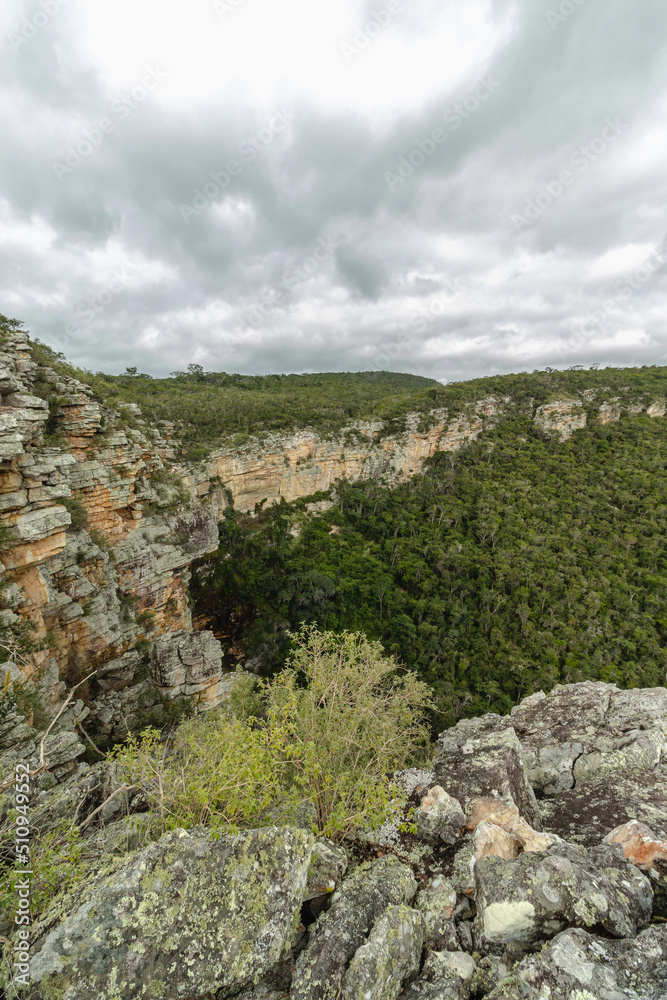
{"left": 290, "top": 855, "right": 417, "bottom": 1000}
{"left": 493, "top": 925, "right": 667, "bottom": 1000}
{"left": 399, "top": 951, "right": 477, "bottom": 1000}
{"left": 304, "top": 839, "right": 348, "bottom": 900}
{"left": 538, "top": 766, "right": 667, "bottom": 846}
{"left": 415, "top": 876, "right": 458, "bottom": 950}
{"left": 416, "top": 785, "right": 465, "bottom": 844}
{"left": 433, "top": 726, "right": 542, "bottom": 830}
{"left": 21, "top": 825, "right": 314, "bottom": 1000}
{"left": 474, "top": 841, "right": 653, "bottom": 948}
{"left": 340, "top": 904, "right": 423, "bottom": 1000}
{"left": 509, "top": 681, "right": 667, "bottom": 796}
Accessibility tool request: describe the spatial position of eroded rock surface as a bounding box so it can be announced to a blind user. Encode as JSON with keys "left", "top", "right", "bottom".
{"left": 290, "top": 856, "right": 417, "bottom": 1000}
{"left": 26, "top": 826, "right": 314, "bottom": 1000}
{"left": 474, "top": 842, "right": 653, "bottom": 948}
{"left": 492, "top": 925, "right": 667, "bottom": 1000}
{"left": 433, "top": 726, "right": 542, "bottom": 830}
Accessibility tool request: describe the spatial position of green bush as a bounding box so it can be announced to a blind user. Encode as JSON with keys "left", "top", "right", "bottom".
{"left": 61, "top": 496, "right": 89, "bottom": 531}
{"left": 112, "top": 626, "right": 432, "bottom": 843}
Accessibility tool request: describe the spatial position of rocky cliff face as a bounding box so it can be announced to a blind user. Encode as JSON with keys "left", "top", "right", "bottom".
{"left": 182, "top": 392, "right": 665, "bottom": 513}
{"left": 0, "top": 330, "right": 221, "bottom": 747}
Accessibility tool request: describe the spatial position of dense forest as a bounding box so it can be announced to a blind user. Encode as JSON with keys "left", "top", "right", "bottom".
{"left": 193, "top": 408, "right": 667, "bottom": 728}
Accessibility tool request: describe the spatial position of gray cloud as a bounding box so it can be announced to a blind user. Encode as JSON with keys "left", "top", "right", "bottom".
{"left": 1, "top": 0, "right": 666, "bottom": 379}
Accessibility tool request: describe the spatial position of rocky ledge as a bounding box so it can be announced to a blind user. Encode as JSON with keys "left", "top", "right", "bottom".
{"left": 2, "top": 679, "right": 666, "bottom": 999}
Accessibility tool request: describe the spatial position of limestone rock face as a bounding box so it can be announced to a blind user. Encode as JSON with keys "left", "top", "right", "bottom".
{"left": 433, "top": 726, "right": 542, "bottom": 831}
{"left": 27, "top": 826, "right": 315, "bottom": 1000}
{"left": 474, "top": 841, "right": 653, "bottom": 948}
{"left": 290, "top": 855, "right": 417, "bottom": 1000}
{"left": 493, "top": 925, "right": 667, "bottom": 1000}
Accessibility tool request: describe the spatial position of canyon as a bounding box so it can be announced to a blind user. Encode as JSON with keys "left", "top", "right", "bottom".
{"left": 0, "top": 328, "right": 665, "bottom": 754}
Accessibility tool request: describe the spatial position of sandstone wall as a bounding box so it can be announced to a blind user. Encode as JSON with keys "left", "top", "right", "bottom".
{"left": 0, "top": 332, "right": 221, "bottom": 744}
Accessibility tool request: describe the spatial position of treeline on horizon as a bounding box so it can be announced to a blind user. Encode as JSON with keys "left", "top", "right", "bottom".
{"left": 193, "top": 406, "right": 667, "bottom": 727}
{"left": 16, "top": 319, "right": 666, "bottom": 458}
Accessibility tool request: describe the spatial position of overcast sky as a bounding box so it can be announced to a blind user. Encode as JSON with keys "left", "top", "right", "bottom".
{"left": 1, "top": 0, "right": 666, "bottom": 380}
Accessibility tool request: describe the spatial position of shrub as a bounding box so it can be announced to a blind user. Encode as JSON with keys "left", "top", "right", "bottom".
{"left": 0, "top": 820, "right": 86, "bottom": 926}
{"left": 61, "top": 496, "right": 89, "bottom": 531}
{"left": 112, "top": 626, "right": 433, "bottom": 843}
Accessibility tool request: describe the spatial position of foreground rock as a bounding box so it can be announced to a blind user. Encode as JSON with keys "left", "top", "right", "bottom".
{"left": 433, "top": 726, "right": 542, "bottom": 830}
{"left": 488, "top": 925, "right": 667, "bottom": 999}
{"left": 24, "top": 826, "right": 314, "bottom": 1000}
{"left": 416, "top": 785, "right": 465, "bottom": 844}
{"left": 290, "top": 855, "right": 417, "bottom": 1000}
{"left": 341, "top": 904, "right": 423, "bottom": 1000}
{"left": 474, "top": 841, "right": 653, "bottom": 948}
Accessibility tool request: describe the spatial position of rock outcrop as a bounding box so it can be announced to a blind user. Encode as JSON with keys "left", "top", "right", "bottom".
{"left": 26, "top": 826, "right": 315, "bottom": 999}
{"left": 3, "top": 680, "right": 666, "bottom": 1000}
{"left": 0, "top": 330, "right": 226, "bottom": 758}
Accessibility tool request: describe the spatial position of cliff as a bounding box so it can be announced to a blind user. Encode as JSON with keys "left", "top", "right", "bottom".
{"left": 0, "top": 329, "right": 665, "bottom": 752}
{"left": 0, "top": 330, "right": 222, "bottom": 748}
{"left": 179, "top": 394, "right": 665, "bottom": 514}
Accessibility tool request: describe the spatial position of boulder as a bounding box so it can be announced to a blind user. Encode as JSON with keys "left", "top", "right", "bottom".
{"left": 24, "top": 826, "right": 314, "bottom": 999}
{"left": 340, "top": 904, "right": 423, "bottom": 1000}
{"left": 416, "top": 785, "right": 465, "bottom": 844}
{"left": 490, "top": 925, "right": 667, "bottom": 1000}
{"left": 414, "top": 876, "right": 458, "bottom": 950}
{"left": 304, "top": 839, "right": 348, "bottom": 900}
{"left": 604, "top": 818, "right": 667, "bottom": 869}
{"left": 473, "top": 820, "right": 520, "bottom": 861}
{"left": 433, "top": 726, "right": 541, "bottom": 830}
{"left": 399, "top": 950, "right": 477, "bottom": 1000}
{"left": 290, "top": 855, "right": 417, "bottom": 1000}
{"left": 467, "top": 801, "right": 556, "bottom": 853}
{"left": 509, "top": 681, "right": 667, "bottom": 796}
{"left": 474, "top": 841, "right": 653, "bottom": 949}
{"left": 538, "top": 766, "right": 667, "bottom": 845}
